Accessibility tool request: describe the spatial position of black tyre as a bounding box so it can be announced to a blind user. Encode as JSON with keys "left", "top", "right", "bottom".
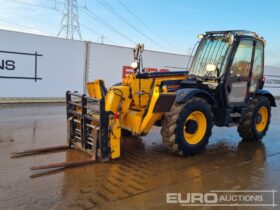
{"left": 161, "top": 97, "right": 213, "bottom": 156}
{"left": 238, "top": 96, "right": 271, "bottom": 140}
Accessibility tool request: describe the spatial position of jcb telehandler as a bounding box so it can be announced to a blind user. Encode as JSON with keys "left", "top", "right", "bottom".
{"left": 13, "top": 30, "right": 276, "bottom": 170}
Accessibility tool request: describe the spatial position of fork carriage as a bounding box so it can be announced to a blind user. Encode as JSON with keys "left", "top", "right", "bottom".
{"left": 66, "top": 91, "right": 110, "bottom": 161}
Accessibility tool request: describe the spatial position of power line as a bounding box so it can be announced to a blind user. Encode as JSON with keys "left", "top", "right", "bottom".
{"left": 3, "top": 0, "right": 55, "bottom": 10}
{"left": 80, "top": 23, "right": 118, "bottom": 45}
{"left": 118, "top": 0, "right": 181, "bottom": 52}
{"left": 2, "top": 0, "right": 183, "bottom": 52}
{"left": 81, "top": 8, "right": 136, "bottom": 44}
{"left": 57, "top": 0, "right": 82, "bottom": 40}
{"left": 5, "top": 0, "right": 133, "bottom": 44}
{"left": 80, "top": 23, "right": 100, "bottom": 36}
{"left": 83, "top": 0, "right": 88, "bottom": 9}
{"left": 52, "top": 0, "right": 58, "bottom": 10}
{"left": 41, "top": 0, "right": 60, "bottom": 9}
{"left": 97, "top": 0, "right": 167, "bottom": 50}
{"left": 0, "top": 19, "right": 49, "bottom": 34}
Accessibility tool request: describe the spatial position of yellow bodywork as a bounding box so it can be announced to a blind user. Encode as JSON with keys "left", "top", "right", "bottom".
{"left": 87, "top": 80, "right": 105, "bottom": 99}
{"left": 121, "top": 86, "right": 162, "bottom": 134}
{"left": 87, "top": 72, "right": 186, "bottom": 159}
{"left": 109, "top": 118, "right": 121, "bottom": 159}
{"left": 105, "top": 86, "right": 131, "bottom": 115}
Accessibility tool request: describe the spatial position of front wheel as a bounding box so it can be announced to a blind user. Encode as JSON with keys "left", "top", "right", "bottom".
{"left": 238, "top": 96, "right": 271, "bottom": 140}
{"left": 161, "top": 97, "right": 213, "bottom": 156}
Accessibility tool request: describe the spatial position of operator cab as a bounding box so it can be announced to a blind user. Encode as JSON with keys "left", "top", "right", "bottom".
{"left": 184, "top": 30, "right": 266, "bottom": 109}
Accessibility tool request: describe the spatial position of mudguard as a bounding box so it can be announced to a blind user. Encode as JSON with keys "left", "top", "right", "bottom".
{"left": 256, "top": 89, "right": 277, "bottom": 107}
{"left": 175, "top": 88, "right": 216, "bottom": 104}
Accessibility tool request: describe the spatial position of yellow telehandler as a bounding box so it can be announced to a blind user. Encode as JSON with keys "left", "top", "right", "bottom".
{"left": 13, "top": 30, "right": 276, "bottom": 170}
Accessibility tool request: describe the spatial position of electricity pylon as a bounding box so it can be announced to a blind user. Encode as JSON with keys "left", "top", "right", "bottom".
{"left": 57, "top": 0, "right": 82, "bottom": 40}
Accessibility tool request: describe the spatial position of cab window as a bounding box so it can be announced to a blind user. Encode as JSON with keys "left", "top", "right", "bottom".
{"left": 250, "top": 41, "right": 264, "bottom": 93}
{"left": 230, "top": 40, "right": 254, "bottom": 78}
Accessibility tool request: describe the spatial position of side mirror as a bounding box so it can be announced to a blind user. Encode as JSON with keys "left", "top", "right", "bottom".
{"left": 131, "top": 61, "right": 139, "bottom": 69}
{"left": 206, "top": 64, "right": 217, "bottom": 72}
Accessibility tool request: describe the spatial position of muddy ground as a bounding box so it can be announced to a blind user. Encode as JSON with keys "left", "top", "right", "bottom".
{"left": 0, "top": 101, "right": 279, "bottom": 210}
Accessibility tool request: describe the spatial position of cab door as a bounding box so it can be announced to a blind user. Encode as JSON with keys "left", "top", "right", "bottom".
{"left": 249, "top": 41, "right": 264, "bottom": 94}
{"left": 226, "top": 39, "right": 254, "bottom": 104}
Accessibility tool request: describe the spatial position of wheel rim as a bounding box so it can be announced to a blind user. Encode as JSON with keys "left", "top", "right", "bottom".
{"left": 256, "top": 106, "right": 268, "bottom": 133}
{"left": 184, "top": 111, "right": 207, "bottom": 145}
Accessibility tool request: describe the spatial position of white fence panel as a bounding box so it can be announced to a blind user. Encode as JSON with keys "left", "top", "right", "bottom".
{"left": 264, "top": 66, "right": 280, "bottom": 96}
{"left": 0, "top": 29, "right": 85, "bottom": 98}
{"left": 87, "top": 43, "right": 190, "bottom": 87}
{"left": 0, "top": 30, "right": 279, "bottom": 99}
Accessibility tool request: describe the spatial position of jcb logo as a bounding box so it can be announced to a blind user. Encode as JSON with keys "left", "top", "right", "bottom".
{"left": 0, "top": 59, "right": 16, "bottom": 71}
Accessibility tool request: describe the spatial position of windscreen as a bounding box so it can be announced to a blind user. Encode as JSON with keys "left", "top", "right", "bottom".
{"left": 189, "top": 36, "right": 230, "bottom": 78}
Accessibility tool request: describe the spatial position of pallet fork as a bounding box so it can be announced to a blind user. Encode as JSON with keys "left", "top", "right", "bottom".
{"left": 11, "top": 91, "right": 110, "bottom": 170}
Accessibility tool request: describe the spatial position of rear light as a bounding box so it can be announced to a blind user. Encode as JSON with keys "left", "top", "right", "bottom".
{"left": 114, "top": 112, "right": 120, "bottom": 120}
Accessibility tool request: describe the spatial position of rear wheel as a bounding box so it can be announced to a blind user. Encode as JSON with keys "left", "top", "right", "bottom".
{"left": 161, "top": 97, "right": 213, "bottom": 156}
{"left": 238, "top": 96, "right": 271, "bottom": 140}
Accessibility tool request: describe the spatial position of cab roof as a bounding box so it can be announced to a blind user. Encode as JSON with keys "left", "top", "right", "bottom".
{"left": 205, "top": 30, "right": 265, "bottom": 44}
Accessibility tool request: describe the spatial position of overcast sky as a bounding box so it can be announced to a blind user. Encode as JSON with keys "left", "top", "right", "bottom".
{"left": 0, "top": 0, "right": 279, "bottom": 66}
